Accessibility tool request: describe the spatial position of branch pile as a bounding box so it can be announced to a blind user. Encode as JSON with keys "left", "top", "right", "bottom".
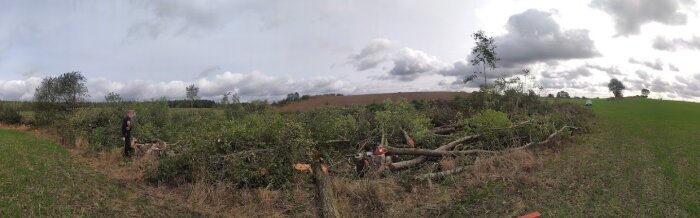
{"left": 354, "top": 122, "right": 579, "bottom": 180}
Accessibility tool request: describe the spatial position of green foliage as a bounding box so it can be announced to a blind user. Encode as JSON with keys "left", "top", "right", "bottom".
{"left": 297, "top": 107, "right": 372, "bottom": 143}
{"left": 374, "top": 99, "right": 434, "bottom": 146}
{"left": 464, "top": 109, "right": 513, "bottom": 150}
{"left": 33, "top": 72, "right": 89, "bottom": 126}
{"left": 0, "top": 107, "right": 22, "bottom": 124}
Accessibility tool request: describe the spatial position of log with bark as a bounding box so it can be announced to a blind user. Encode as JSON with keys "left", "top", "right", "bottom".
{"left": 390, "top": 134, "right": 480, "bottom": 170}
{"left": 386, "top": 146, "right": 498, "bottom": 156}
{"left": 312, "top": 162, "right": 341, "bottom": 218}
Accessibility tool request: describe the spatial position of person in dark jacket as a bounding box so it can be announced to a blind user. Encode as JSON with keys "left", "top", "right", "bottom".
{"left": 121, "top": 110, "right": 135, "bottom": 157}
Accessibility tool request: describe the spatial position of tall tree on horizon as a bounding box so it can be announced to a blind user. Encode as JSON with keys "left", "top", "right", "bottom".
{"left": 608, "top": 78, "right": 626, "bottom": 98}
{"left": 186, "top": 84, "right": 199, "bottom": 108}
{"left": 468, "top": 30, "right": 500, "bottom": 85}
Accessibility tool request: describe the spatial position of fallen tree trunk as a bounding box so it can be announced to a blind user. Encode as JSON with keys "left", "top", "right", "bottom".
{"left": 414, "top": 166, "right": 468, "bottom": 180}
{"left": 386, "top": 146, "right": 499, "bottom": 156}
{"left": 312, "top": 162, "right": 341, "bottom": 218}
{"left": 390, "top": 134, "right": 479, "bottom": 170}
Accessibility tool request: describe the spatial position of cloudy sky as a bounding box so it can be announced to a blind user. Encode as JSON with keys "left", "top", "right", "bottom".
{"left": 1, "top": 0, "right": 699, "bottom": 102}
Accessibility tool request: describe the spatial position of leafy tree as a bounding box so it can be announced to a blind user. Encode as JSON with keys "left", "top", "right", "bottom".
{"left": 641, "top": 88, "right": 650, "bottom": 98}
{"left": 468, "top": 30, "right": 500, "bottom": 84}
{"left": 185, "top": 84, "right": 199, "bottom": 107}
{"left": 33, "top": 71, "right": 89, "bottom": 125}
{"left": 556, "top": 91, "right": 570, "bottom": 98}
{"left": 105, "top": 92, "right": 122, "bottom": 103}
{"left": 608, "top": 79, "right": 626, "bottom": 98}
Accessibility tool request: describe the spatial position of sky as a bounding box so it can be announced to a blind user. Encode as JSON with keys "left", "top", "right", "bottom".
{"left": 0, "top": 0, "right": 699, "bottom": 102}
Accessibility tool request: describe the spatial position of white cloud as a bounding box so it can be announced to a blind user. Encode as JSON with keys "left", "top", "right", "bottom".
{"left": 0, "top": 77, "right": 42, "bottom": 101}
{"left": 2, "top": 71, "right": 355, "bottom": 102}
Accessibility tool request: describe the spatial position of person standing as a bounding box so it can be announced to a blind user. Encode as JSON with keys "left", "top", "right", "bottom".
{"left": 121, "top": 110, "right": 135, "bottom": 157}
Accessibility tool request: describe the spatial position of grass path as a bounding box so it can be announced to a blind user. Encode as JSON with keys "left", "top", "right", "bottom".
{"left": 522, "top": 98, "right": 700, "bottom": 216}
{"left": 0, "top": 130, "right": 197, "bottom": 217}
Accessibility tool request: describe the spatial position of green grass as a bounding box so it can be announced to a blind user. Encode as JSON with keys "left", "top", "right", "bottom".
{"left": 0, "top": 130, "right": 196, "bottom": 217}
{"left": 460, "top": 98, "right": 700, "bottom": 217}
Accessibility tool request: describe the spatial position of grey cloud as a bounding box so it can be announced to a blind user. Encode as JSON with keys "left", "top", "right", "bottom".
{"left": 539, "top": 77, "right": 595, "bottom": 89}
{"left": 669, "top": 64, "right": 680, "bottom": 72}
{"left": 590, "top": 0, "right": 694, "bottom": 36}
{"left": 348, "top": 38, "right": 396, "bottom": 71}
{"left": 587, "top": 64, "right": 623, "bottom": 76}
{"left": 386, "top": 48, "right": 444, "bottom": 81}
{"left": 652, "top": 35, "right": 700, "bottom": 51}
{"left": 495, "top": 9, "right": 600, "bottom": 67}
{"left": 196, "top": 66, "right": 221, "bottom": 79}
{"left": 438, "top": 60, "right": 471, "bottom": 77}
{"left": 628, "top": 58, "right": 664, "bottom": 70}
{"left": 541, "top": 66, "right": 593, "bottom": 80}
{"left": 127, "top": 0, "right": 226, "bottom": 39}
{"left": 636, "top": 70, "right": 651, "bottom": 80}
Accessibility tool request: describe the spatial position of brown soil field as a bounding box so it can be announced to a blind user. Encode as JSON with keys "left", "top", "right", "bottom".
{"left": 275, "top": 91, "right": 471, "bottom": 112}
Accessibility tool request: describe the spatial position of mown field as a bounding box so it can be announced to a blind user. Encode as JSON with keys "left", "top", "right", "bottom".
{"left": 0, "top": 130, "right": 197, "bottom": 217}
{"left": 1, "top": 98, "right": 698, "bottom": 217}
{"left": 465, "top": 98, "right": 699, "bottom": 216}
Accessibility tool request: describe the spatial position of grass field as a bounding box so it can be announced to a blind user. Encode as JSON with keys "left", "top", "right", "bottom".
{"left": 0, "top": 130, "right": 197, "bottom": 217}
{"left": 1, "top": 98, "right": 698, "bottom": 217}
{"left": 459, "top": 98, "right": 700, "bottom": 217}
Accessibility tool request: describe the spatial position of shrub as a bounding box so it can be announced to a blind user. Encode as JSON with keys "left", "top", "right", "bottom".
{"left": 0, "top": 107, "right": 22, "bottom": 124}
{"left": 463, "top": 109, "right": 513, "bottom": 150}
{"left": 374, "top": 99, "right": 434, "bottom": 146}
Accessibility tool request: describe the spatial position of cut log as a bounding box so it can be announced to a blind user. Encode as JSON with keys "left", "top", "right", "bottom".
{"left": 312, "top": 162, "right": 341, "bottom": 218}
{"left": 401, "top": 128, "right": 416, "bottom": 148}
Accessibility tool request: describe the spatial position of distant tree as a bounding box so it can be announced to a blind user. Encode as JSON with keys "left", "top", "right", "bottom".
{"left": 467, "top": 30, "right": 500, "bottom": 84}
{"left": 641, "top": 88, "right": 650, "bottom": 98}
{"left": 547, "top": 93, "right": 555, "bottom": 98}
{"left": 221, "top": 92, "right": 241, "bottom": 105}
{"left": 33, "top": 71, "right": 89, "bottom": 125}
{"left": 221, "top": 92, "right": 230, "bottom": 105}
{"left": 286, "top": 92, "right": 300, "bottom": 101}
{"left": 185, "top": 84, "right": 199, "bottom": 107}
{"left": 608, "top": 79, "right": 626, "bottom": 98}
{"left": 105, "top": 92, "right": 122, "bottom": 103}
{"left": 556, "top": 91, "right": 570, "bottom": 98}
